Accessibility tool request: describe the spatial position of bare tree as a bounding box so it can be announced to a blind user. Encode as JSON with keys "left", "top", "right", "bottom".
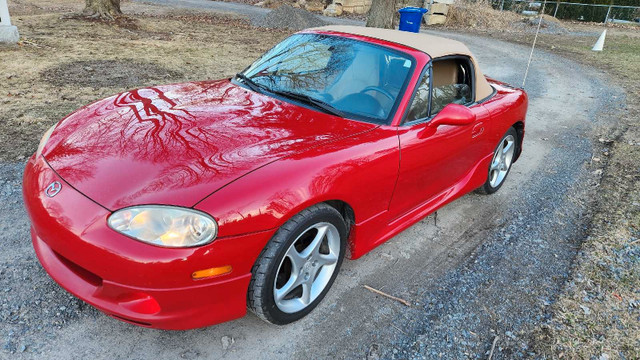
{"left": 366, "top": 0, "right": 398, "bottom": 29}
{"left": 83, "top": 0, "right": 122, "bottom": 20}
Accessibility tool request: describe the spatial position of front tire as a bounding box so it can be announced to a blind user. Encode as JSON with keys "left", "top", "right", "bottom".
{"left": 248, "top": 203, "right": 347, "bottom": 325}
{"left": 477, "top": 127, "right": 518, "bottom": 194}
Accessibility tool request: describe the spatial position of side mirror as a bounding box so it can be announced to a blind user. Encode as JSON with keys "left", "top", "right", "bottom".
{"left": 427, "top": 103, "right": 476, "bottom": 128}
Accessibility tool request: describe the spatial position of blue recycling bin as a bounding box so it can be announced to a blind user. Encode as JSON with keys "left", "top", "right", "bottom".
{"left": 398, "top": 7, "right": 428, "bottom": 33}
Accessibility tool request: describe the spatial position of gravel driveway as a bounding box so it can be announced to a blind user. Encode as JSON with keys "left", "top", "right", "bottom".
{"left": 0, "top": 6, "right": 625, "bottom": 359}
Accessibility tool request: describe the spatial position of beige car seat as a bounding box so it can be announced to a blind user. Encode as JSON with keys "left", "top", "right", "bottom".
{"left": 327, "top": 50, "right": 380, "bottom": 102}
{"left": 431, "top": 59, "right": 471, "bottom": 114}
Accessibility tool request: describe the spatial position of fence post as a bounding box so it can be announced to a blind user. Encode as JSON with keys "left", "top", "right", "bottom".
{"left": 0, "top": 0, "right": 13, "bottom": 26}
{"left": 500, "top": 0, "right": 505, "bottom": 11}
{"left": 0, "top": 0, "right": 20, "bottom": 43}
{"left": 604, "top": 4, "right": 612, "bottom": 23}
{"left": 553, "top": 2, "right": 559, "bottom": 17}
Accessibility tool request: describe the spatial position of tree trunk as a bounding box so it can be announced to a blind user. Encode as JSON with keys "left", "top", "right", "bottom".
{"left": 366, "top": 0, "right": 398, "bottom": 29}
{"left": 83, "top": 0, "right": 122, "bottom": 20}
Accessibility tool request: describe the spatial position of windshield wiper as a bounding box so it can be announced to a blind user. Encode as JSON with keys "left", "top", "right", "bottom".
{"left": 270, "top": 90, "right": 345, "bottom": 118}
{"left": 235, "top": 73, "right": 265, "bottom": 94}
{"left": 236, "top": 74, "right": 344, "bottom": 117}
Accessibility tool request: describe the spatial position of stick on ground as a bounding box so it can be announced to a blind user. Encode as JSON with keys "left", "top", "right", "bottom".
{"left": 488, "top": 335, "right": 499, "bottom": 360}
{"left": 363, "top": 285, "right": 411, "bottom": 306}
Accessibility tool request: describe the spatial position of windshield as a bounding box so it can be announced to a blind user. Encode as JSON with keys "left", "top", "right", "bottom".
{"left": 240, "top": 33, "right": 414, "bottom": 124}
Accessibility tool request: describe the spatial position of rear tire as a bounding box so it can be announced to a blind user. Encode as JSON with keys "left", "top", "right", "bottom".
{"left": 247, "top": 203, "right": 347, "bottom": 325}
{"left": 477, "top": 127, "right": 518, "bottom": 194}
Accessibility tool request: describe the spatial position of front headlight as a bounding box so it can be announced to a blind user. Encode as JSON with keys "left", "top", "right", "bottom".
{"left": 108, "top": 206, "right": 218, "bottom": 248}
{"left": 36, "top": 124, "right": 56, "bottom": 156}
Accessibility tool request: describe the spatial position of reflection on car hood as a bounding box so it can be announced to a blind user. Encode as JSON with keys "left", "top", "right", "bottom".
{"left": 43, "top": 79, "right": 376, "bottom": 210}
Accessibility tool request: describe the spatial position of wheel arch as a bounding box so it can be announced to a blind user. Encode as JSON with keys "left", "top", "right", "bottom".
{"left": 278, "top": 197, "right": 356, "bottom": 237}
{"left": 512, "top": 120, "right": 525, "bottom": 162}
{"left": 323, "top": 199, "right": 355, "bottom": 234}
{"left": 269, "top": 198, "right": 358, "bottom": 258}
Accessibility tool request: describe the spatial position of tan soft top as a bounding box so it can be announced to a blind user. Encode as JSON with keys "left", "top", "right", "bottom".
{"left": 310, "top": 25, "right": 493, "bottom": 102}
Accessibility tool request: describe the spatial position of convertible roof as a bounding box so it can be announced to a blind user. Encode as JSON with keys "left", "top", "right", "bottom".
{"left": 309, "top": 25, "right": 494, "bottom": 102}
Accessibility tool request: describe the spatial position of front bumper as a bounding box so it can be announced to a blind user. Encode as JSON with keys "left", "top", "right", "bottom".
{"left": 23, "top": 155, "right": 274, "bottom": 329}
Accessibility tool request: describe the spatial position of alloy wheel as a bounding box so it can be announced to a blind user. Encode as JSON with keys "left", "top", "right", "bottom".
{"left": 489, "top": 134, "right": 516, "bottom": 188}
{"left": 273, "top": 222, "right": 341, "bottom": 313}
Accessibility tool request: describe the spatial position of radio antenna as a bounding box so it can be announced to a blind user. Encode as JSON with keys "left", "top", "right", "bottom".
{"left": 522, "top": 0, "right": 548, "bottom": 88}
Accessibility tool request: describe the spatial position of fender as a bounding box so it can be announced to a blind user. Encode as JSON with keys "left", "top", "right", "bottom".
{"left": 195, "top": 125, "right": 400, "bottom": 240}
{"left": 483, "top": 81, "right": 528, "bottom": 160}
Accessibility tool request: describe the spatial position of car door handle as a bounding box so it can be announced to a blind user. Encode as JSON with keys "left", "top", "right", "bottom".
{"left": 472, "top": 122, "right": 484, "bottom": 138}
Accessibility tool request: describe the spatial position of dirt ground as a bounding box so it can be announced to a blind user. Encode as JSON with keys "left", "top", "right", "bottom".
{"left": 1, "top": 0, "right": 639, "bottom": 358}
{"left": 0, "top": 0, "right": 291, "bottom": 162}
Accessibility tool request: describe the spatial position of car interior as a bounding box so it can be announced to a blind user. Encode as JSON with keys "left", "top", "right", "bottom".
{"left": 405, "top": 56, "right": 474, "bottom": 123}
{"left": 430, "top": 58, "right": 473, "bottom": 114}
{"left": 327, "top": 51, "right": 412, "bottom": 121}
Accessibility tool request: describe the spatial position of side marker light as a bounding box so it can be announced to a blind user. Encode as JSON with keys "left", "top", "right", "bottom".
{"left": 192, "top": 265, "right": 232, "bottom": 280}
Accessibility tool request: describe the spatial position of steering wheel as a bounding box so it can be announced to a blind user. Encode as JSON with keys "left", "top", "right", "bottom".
{"left": 360, "top": 86, "right": 394, "bottom": 101}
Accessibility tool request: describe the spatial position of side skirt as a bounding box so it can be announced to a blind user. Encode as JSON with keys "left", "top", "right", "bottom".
{"left": 348, "top": 153, "right": 493, "bottom": 259}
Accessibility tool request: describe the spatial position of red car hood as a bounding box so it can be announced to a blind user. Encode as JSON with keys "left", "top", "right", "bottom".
{"left": 42, "top": 80, "right": 376, "bottom": 210}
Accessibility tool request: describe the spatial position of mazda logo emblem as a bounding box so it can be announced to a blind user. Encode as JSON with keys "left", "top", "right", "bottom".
{"left": 45, "top": 181, "right": 62, "bottom": 198}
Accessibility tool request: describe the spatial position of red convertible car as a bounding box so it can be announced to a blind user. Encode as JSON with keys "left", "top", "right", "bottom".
{"left": 23, "top": 25, "right": 527, "bottom": 329}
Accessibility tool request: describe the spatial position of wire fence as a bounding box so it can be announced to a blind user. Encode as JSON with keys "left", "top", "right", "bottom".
{"left": 491, "top": 0, "right": 640, "bottom": 23}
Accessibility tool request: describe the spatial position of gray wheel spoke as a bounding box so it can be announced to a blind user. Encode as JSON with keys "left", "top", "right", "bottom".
{"left": 490, "top": 157, "right": 501, "bottom": 171}
{"left": 286, "top": 246, "right": 306, "bottom": 270}
{"left": 317, "top": 252, "right": 338, "bottom": 266}
{"left": 502, "top": 140, "right": 513, "bottom": 156}
{"left": 300, "top": 282, "right": 312, "bottom": 305}
{"left": 275, "top": 275, "right": 298, "bottom": 302}
{"left": 300, "top": 224, "right": 328, "bottom": 259}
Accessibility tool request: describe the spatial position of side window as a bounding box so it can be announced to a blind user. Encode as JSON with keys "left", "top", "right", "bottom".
{"left": 430, "top": 58, "right": 473, "bottom": 116}
{"left": 405, "top": 71, "right": 430, "bottom": 122}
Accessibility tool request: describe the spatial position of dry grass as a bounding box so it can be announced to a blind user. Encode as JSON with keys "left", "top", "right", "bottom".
{"left": 526, "top": 32, "right": 640, "bottom": 81}
{"left": 444, "top": 1, "right": 522, "bottom": 29}
{"left": 537, "top": 167, "right": 640, "bottom": 357}
{"left": 531, "top": 112, "right": 640, "bottom": 357}
{"left": 0, "top": 0, "right": 292, "bottom": 161}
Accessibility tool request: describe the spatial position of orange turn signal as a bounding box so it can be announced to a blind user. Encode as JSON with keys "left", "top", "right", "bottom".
{"left": 191, "top": 265, "right": 232, "bottom": 280}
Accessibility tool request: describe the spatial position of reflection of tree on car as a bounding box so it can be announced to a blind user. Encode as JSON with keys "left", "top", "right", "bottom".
{"left": 242, "top": 33, "right": 413, "bottom": 122}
